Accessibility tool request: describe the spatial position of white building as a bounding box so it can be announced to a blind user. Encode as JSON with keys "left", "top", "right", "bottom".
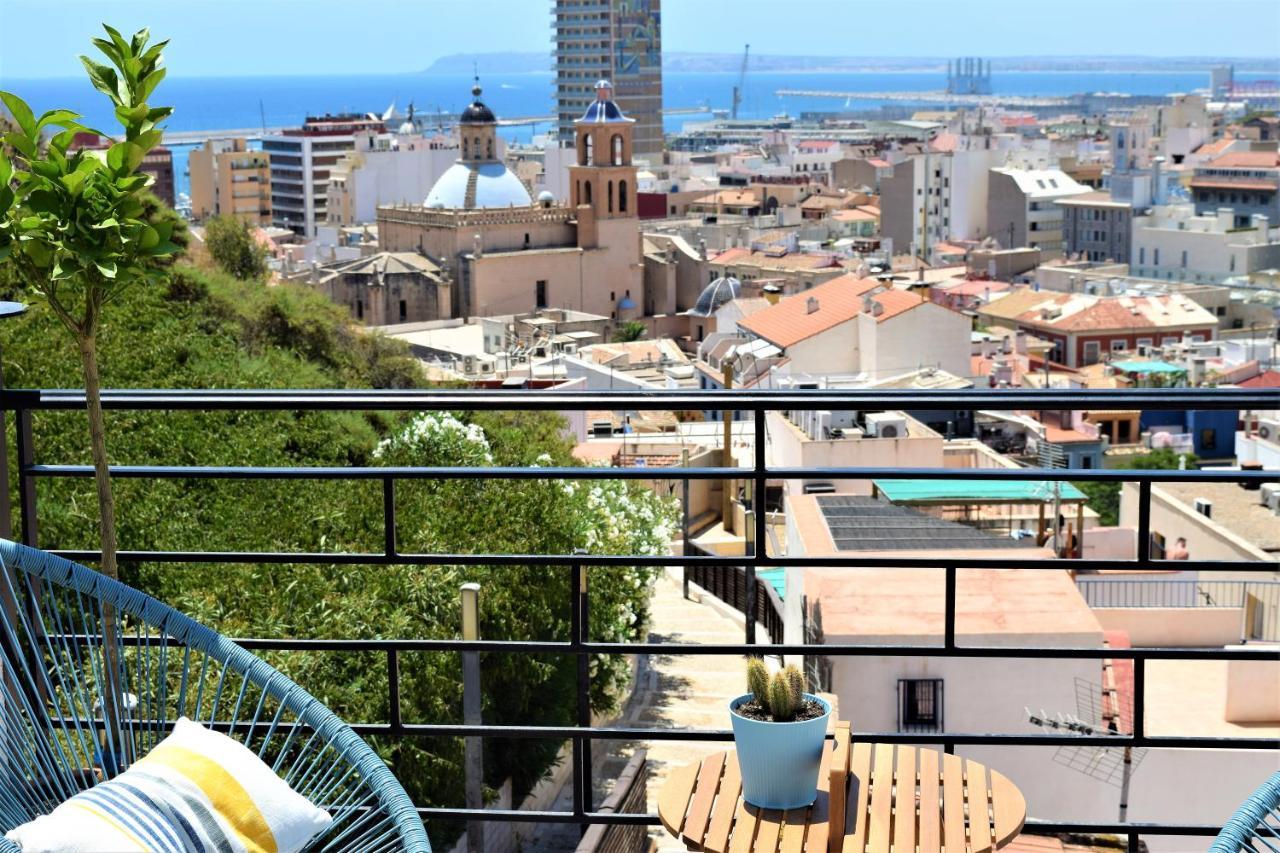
{"left": 1131, "top": 205, "right": 1280, "bottom": 284}
{"left": 881, "top": 146, "right": 1007, "bottom": 259}
{"left": 325, "top": 130, "right": 460, "bottom": 226}
{"left": 262, "top": 114, "right": 389, "bottom": 237}
{"left": 988, "top": 167, "right": 1092, "bottom": 258}
{"left": 732, "top": 273, "right": 972, "bottom": 379}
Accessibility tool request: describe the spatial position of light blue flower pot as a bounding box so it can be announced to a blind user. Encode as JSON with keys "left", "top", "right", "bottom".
{"left": 729, "top": 692, "right": 831, "bottom": 810}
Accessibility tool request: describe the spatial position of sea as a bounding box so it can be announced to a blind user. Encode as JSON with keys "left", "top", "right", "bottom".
{"left": 3, "top": 69, "right": 1272, "bottom": 203}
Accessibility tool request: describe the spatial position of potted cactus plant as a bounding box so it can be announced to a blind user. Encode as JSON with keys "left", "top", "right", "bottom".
{"left": 729, "top": 659, "right": 831, "bottom": 810}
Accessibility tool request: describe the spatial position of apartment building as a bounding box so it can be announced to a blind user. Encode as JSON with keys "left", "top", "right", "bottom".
{"left": 880, "top": 147, "right": 1005, "bottom": 261}
{"left": 976, "top": 288, "right": 1218, "bottom": 368}
{"left": 1131, "top": 205, "right": 1280, "bottom": 284}
{"left": 262, "top": 114, "right": 387, "bottom": 237}
{"left": 188, "top": 138, "right": 271, "bottom": 225}
{"left": 1190, "top": 150, "right": 1280, "bottom": 227}
{"left": 988, "top": 167, "right": 1090, "bottom": 258}
{"left": 552, "top": 0, "right": 663, "bottom": 160}
{"left": 1057, "top": 191, "right": 1133, "bottom": 262}
{"left": 325, "top": 131, "right": 459, "bottom": 226}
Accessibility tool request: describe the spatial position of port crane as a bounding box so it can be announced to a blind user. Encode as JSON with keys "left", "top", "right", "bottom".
{"left": 730, "top": 44, "right": 750, "bottom": 119}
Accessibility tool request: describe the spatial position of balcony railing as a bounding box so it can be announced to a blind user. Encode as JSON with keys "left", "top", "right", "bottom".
{"left": 1077, "top": 578, "right": 1280, "bottom": 641}
{"left": 0, "top": 386, "right": 1275, "bottom": 851}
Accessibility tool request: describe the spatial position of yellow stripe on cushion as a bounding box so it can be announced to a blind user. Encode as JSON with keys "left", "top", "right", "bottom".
{"left": 67, "top": 800, "right": 148, "bottom": 851}
{"left": 137, "top": 744, "right": 279, "bottom": 853}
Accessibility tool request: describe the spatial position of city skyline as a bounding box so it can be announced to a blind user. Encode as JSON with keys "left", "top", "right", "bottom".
{"left": 1, "top": 0, "right": 1278, "bottom": 79}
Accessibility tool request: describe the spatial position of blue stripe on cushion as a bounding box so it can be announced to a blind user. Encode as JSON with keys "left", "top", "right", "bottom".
{"left": 116, "top": 779, "right": 204, "bottom": 853}
{"left": 81, "top": 778, "right": 186, "bottom": 845}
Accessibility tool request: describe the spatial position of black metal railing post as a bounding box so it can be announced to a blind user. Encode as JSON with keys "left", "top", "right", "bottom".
{"left": 382, "top": 476, "right": 397, "bottom": 559}
{"left": 570, "top": 551, "right": 592, "bottom": 837}
{"left": 15, "top": 408, "right": 36, "bottom": 547}
{"left": 1136, "top": 480, "right": 1151, "bottom": 564}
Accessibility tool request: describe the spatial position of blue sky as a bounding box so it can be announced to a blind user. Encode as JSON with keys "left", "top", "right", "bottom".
{"left": 1, "top": 0, "right": 1277, "bottom": 79}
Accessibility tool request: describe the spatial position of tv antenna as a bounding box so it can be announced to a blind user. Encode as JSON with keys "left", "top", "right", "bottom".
{"left": 1027, "top": 675, "right": 1146, "bottom": 821}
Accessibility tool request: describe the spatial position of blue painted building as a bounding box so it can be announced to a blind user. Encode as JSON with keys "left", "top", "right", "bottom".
{"left": 1140, "top": 408, "right": 1238, "bottom": 461}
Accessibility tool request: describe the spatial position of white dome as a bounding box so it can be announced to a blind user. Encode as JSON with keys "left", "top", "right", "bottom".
{"left": 425, "top": 161, "right": 532, "bottom": 210}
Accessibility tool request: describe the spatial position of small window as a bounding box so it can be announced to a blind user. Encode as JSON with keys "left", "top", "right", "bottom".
{"left": 1110, "top": 339, "right": 1127, "bottom": 352}
{"left": 898, "top": 679, "right": 943, "bottom": 732}
{"left": 398, "top": 300, "right": 407, "bottom": 323}
{"left": 536, "top": 280, "right": 548, "bottom": 310}
{"left": 1200, "top": 428, "right": 1216, "bottom": 450}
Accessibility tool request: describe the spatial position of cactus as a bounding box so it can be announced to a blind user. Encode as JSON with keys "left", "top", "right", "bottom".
{"left": 767, "top": 671, "right": 797, "bottom": 721}
{"left": 746, "top": 657, "right": 770, "bottom": 705}
{"left": 784, "top": 664, "right": 805, "bottom": 708}
{"left": 744, "top": 659, "right": 809, "bottom": 721}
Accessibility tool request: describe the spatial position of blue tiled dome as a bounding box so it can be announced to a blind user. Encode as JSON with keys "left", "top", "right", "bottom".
{"left": 576, "top": 79, "right": 634, "bottom": 125}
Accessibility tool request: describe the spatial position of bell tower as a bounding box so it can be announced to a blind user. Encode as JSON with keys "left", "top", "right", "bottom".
{"left": 568, "top": 80, "right": 637, "bottom": 221}
{"left": 458, "top": 77, "right": 499, "bottom": 164}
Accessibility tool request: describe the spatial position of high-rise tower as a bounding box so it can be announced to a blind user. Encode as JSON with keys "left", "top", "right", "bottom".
{"left": 552, "top": 0, "right": 663, "bottom": 161}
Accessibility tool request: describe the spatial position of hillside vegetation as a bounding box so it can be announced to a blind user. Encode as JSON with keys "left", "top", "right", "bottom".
{"left": 0, "top": 253, "right": 672, "bottom": 843}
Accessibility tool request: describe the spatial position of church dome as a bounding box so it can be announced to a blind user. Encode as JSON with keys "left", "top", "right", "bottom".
{"left": 687, "top": 276, "right": 741, "bottom": 317}
{"left": 577, "top": 79, "right": 634, "bottom": 125}
{"left": 460, "top": 82, "right": 496, "bottom": 125}
{"left": 425, "top": 161, "right": 532, "bottom": 210}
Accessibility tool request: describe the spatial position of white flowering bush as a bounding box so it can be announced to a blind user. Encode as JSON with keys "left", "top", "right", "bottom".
{"left": 368, "top": 409, "right": 678, "bottom": 795}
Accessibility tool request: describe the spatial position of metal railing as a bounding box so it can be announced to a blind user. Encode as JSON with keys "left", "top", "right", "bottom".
{"left": 1077, "top": 579, "right": 1280, "bottom": 641}
{"left": 1, "top": 386, "right": 1277, "bottom": 851}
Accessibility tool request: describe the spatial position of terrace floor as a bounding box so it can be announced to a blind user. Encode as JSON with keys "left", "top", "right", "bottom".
{"left": 525, "top": 568, "right": 749, "bottom": 852}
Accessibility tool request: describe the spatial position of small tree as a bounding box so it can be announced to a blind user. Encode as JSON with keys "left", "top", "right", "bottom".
{"left": 205, "top": 214, "right": 267, "bottom": 280}
{"left": 0, "top": 25, "right": 179, "bottom": 580}
{"left": 612, "top": 320, "right": 646, "bottom": 343}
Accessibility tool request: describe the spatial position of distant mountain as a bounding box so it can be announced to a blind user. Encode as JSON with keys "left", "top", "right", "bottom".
{"left": 425, "top": 52, "right": 1279, "bottom": 75}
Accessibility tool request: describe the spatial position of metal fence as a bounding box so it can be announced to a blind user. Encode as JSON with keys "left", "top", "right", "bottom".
{"left": 1077, "top": 579, "right": 1280, "bottom": 642}
{"left": 1, "top": 386, "right": 1277, "bottom": 851}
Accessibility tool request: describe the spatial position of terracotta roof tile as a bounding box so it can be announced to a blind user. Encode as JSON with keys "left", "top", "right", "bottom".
{"left": 1206, "top": 151, "right": 1280, "bottom": 169}
{"left": 736, "top": 274, "right": 880, "bottom": 348}
{"left": 1239, "top": 370, "right": 1280, "bottom": 388}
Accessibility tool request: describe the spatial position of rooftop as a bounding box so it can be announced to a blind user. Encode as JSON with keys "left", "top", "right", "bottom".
{"left": 1157, "top": 481, "right": 1280, "bottom": 553}
{"left": 806, "top": 564, "right": 1103, "bottom": 644}
{"left": 873, "top": 479, "right": 1087, "bottom": 504}
{"left": 1204, "top": 151, "right": 1280, "bottom": 170}
{"left": 977, "top": 288, "right": 1217, "bottom": 333}
{"left": 736, "top": 274, "right": 924, "bottom": 349}
{"left": 816, "top": 495, "right": 1039, "bottom": 551}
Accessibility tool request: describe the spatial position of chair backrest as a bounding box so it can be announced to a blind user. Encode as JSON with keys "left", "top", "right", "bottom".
{"left": 1210, "top": 771, "right": 1280, "bottom": 852}
{"left": 0, "top": 539, "right": 430, "bottom": 852}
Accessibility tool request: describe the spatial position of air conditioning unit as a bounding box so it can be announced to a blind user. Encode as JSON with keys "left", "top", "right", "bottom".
{"left": 1258, "top": 419, "right": 1280, "bottom": 443}
{"left": 562, "top": 343, "right": 577, "bottom": 355}
{"left": 865, "top": 412, "right": 908, "bottom": 439}
{"left": 1193, "top": 498, "right": 1212, "bottom": 518}
{"left": 1261, "top": 483, "right": 1280, "bottom": 510}
{"left": 463, "top": 355, "right": 475, "bottom": 375}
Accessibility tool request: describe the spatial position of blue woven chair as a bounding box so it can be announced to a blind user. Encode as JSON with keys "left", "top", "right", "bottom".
{"left": 0, "top": 539, "right": 431, "bottom": 852}
{"left": 1211, "top": 771, "right": 1280, "bottom": 852}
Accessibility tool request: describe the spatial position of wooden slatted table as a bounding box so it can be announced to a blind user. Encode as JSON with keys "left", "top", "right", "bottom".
{"left": 657, "top": 738, "right": 1026, "bottom": 852}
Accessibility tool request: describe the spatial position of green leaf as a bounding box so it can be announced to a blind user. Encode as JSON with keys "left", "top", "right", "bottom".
{"left": 138, "top": 67, "right": 166, "bottom": 102}
{"left": 95, "top": 259, "right": 118, "bottom": 278}
{"left": 3, "top": 131, "right": 34, "bottom": 159}
{"left": 35, "top": 108, "right": 80, "bottom": 132}
{"left": 59, "top": 171, "right": 87, "bottom": 195}
{"left": 0, "top": 91, "right": 35, "bottom": 136}
{"left": 18, "top": 216, "right": 43, "bottom": 230}
{"left": 138, "top": 224, "right": 160, "bottom": 249}
{"left": 91, "top": 217, "right": 120, "bottom": 230}
{"left": 29, "top": 159, "right": 61, "bottom": 179}
{"left": 0, "top": 152, "right": 10, "bottom": 186}
{"left": 130, "top": 27, "right": 151, "bottom": 55}
{"left": 115, "top": 104, "right": 148, "bottom": 127}
{"left": 79, "top": 56, "right": 120, "bottom": 101}
{"left": 107, "top": 142, "right": 128, "bottom": 172}
{"left": 0, "top": 186, "right": 13, "bottom": 213}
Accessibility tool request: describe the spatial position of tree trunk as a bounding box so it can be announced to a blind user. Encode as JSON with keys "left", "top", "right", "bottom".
{"left": 78, "top": 332, "right": 129, "bottom": 769}
{"left": 77, "top": 332, "right": 117, "bottom": 579}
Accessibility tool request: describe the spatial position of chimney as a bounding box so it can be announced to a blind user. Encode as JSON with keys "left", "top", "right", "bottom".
{"left": 763, "top": 284, "right": 782, "bottom": 305}
{"left": 981, "top": 338, "right": 995, "bottom": 358}
{"left": 1151, "top": 155, "right": 1165, "bottom": 205}
{"left": 1001, "top": 335, "right": 1013, "bottom": 354}
{"left": 1016, "top": 331, "right": 1028, "bottom": 354}
{"left": 1218, "top": 208, "right": 1234, "bottom": 232}
{"left": 806, "top": 296, "right": 820, "bottom": 314}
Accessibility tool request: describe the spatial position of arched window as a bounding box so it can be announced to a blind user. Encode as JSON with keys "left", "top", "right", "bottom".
{"left": 584, "top": 181, "right": 592, "bottom": 204}
{"left": 618, "top": 179, "right": 628, "bottom": 213}
{"left": 583, "top": 135, "right": 593, "bottom": 167}
{"left": 462, "top": 138, "right": 470, "bottom": 159}
{"left": 611, "top": 134, "right": 624, "bottom": 165}
{"left": 575, "top": 180, "right": 581, "bottom": 205}
{"left": 486, "top": 138, "right": 493, "bottom": 159}
{"left": 608, "top": 180, "right": 614, "bottom": 213}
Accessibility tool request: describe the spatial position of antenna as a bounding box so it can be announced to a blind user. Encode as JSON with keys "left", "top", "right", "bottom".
{"left": 731, "top": 44, "right": 750, "bottom": 120}
{"left": 1028, "top": 676, "right": 1147, "bottom": 821}
{"left": 259, "top": 99, "right": 267, "bottom": 135}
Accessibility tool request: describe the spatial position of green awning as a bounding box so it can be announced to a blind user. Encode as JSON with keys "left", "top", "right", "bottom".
{"left": 1111, "top": 360, "right": 1186, "bottom": 374}
{"left": 873, "top": 478, "right": 1087, "bottom": 504}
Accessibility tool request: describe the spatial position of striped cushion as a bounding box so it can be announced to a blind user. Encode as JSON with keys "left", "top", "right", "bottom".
{"left": 5, "top": 717, "right": 332, "bottom": 853}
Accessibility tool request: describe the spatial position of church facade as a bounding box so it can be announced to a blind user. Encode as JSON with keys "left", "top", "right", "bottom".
{"left": 377, "top": 80, "right": 645, "bottom": 327}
